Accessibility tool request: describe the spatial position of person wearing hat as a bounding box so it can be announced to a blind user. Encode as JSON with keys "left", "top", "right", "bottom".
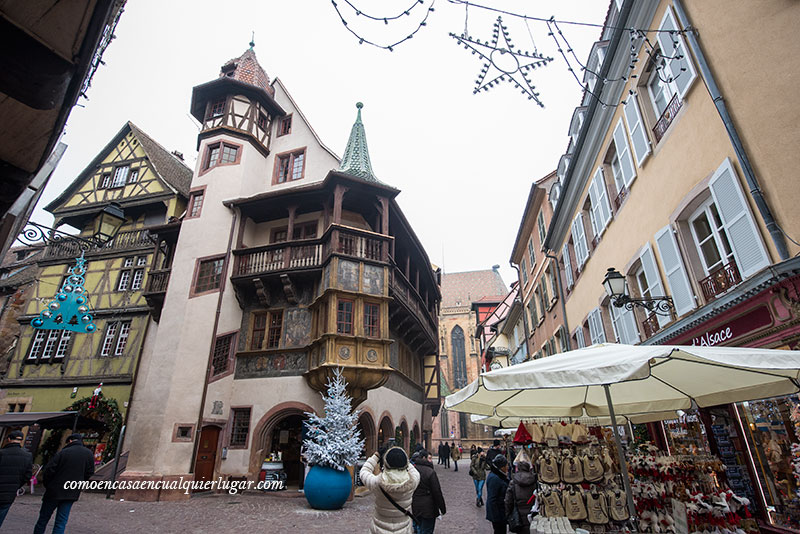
{"left": 359, "top": 446, "right": 420, "bottom": 533}
{"left": 410, "top": 449, "right": 445, "bottom": 534}
{"left": 485, "top": 454, "right": 510, "bottom": 534}
{"left": 0, "top": 430, "right": 33, "bottom": 526}
{"left": 485, "top": 439, "right": 503, "bottom": 465}
{"left": 34, "top": 433, "right": 94, "bottom": 534}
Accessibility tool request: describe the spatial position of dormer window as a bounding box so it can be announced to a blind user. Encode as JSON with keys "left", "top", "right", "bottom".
{"left": 111, "top": 166, "right": 129, "bottom": 188}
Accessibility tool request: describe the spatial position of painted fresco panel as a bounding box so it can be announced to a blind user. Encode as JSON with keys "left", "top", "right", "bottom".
{"left": 362, "top": 265, "right": 384, "bottom": 295}
{"left": 338, "top": 260, "right": 359, "bottom": 292}
{"left": 235, "top": 352, "right": 307, "bottom": 379}
{"left": 284, "top": 308, "right": 311, "bottom": 347}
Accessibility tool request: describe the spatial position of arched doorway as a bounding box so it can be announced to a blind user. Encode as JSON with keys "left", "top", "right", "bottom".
{"left": 250, "top": 404, "right": 312, "bottom": 488}
{"left": 378, "top": 415, "right": 393, "bottom": 448}
{"left": 399, "top": 420, "right": 409, "bottom": 451}
{"left": 412, "top": 422, "right": 420, "bottom": 451}
{"left": 357, "top": 412, "right": 376, "bottom": 456}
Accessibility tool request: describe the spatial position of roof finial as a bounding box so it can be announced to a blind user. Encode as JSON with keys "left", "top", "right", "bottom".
{"left": 356, "top": 101, "right": 363, "bottom": 120}
{"left": 249, "top": 31, "right": 255, "bottom": 49}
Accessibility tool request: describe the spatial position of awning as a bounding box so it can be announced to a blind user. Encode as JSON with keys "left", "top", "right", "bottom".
{"left": 0, "top": 411, "right": 106, "bottom": 431}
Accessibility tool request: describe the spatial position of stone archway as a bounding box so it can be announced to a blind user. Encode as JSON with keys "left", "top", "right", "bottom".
{"left": 377, "top": 414, "right": 393, "bottom": 448}
{"left": 412, "top": 422, "right": 420, "bottom": 451}
{"left": 399, "top": 419, "right": 409, "bottom": 451}
{"left": 357, "top": 411, "right": 377, "bottom": 456}
{"left": 248, "top": 402, "right": 315, "bottom": 484}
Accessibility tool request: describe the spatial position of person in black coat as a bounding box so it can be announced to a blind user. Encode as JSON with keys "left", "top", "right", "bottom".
{"left": 0, "top": 430, "right": 33, "bottom": 527}
{"left": 411, "top": 450, "right": 446, "bottom": 534}
{"left": 486, "top": 439, "right": 503, "bottom": 465}
{"left": 504, "top": 461, "right": 537, "bottom": 533}
{"left": 33, "top": 433, "right": 95, "bottom": 534}
{"left": 485, "top": 454, "right": 510, "bottom": 534}
{"left": 437, "top": 443, "right": 444, "bottom": 465}
{"left": 441, "top": 442, "right": 450, "bottom": 469}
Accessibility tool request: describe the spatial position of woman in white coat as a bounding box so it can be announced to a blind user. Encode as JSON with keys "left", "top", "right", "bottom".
{"left": 359, "top": 447, "right": 420, "bottom": 534}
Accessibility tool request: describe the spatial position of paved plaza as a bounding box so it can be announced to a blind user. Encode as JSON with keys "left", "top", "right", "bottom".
{"left": 2, "top": 458, "right": 492, "bottom": 533}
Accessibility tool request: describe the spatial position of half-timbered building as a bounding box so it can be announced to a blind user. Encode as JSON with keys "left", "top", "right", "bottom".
{"left": 119, "top": 47, "right": 441, "bottom": 499}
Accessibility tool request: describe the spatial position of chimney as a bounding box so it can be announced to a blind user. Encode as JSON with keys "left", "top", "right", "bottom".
{"left": 171, "top": 150, "right": 184, "bottom": 161}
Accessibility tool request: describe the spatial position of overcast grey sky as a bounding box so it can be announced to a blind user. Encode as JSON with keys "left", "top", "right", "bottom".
{"left": 33, "top": 0, "right": 609, "bottom": 287}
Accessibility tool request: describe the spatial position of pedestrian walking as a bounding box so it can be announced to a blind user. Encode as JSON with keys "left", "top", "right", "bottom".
{"left": 469, "top": 447, "right": 488, "bottom": 507}
{"left": 486, "top": 439, "right": 503, "bottom": 465}
{"left": 485, "top": 455, "right": 510, "bottom": 534}
{"left": 470, "top": 444, "right": 477, "bottom": 458}
{"left": 441, "top": 442, "right": 450, "bottom": 469}
{"left": 504, "top": 460, "right": 537, "bottom": 533}
{"left": 0, "top": 430, "right": 33, "bottom": 527}
{"left": 410, "top": 450, "right": 445, "bottom": 534}
{"left": 437, "top": 443, "right": 444, "bottom": 465}
{"left": 359, "top": 446, "right": 420, "bottom": 534}
{"left": 34, "top": 433, "right": 95, "bottom": 534}
{"left": 450, "top": 442, "right": 461, "bottom": 472}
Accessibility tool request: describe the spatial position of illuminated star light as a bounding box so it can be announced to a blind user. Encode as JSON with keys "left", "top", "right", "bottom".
{"left": 450, "top": 16, "right": 553, "bottom": 107}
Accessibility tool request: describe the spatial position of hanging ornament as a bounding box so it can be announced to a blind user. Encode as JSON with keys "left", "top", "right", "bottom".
{"left": 31, "top": 253, "right": 96, "bottom": 333}
{"left": 450, "top": 16, "right": 553, "bottom": 107}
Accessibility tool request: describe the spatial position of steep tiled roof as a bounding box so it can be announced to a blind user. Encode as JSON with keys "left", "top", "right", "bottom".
{"left": 338, "top": 102, "right": 382, "bottom": 184}
{"left": 128, "top": 122, "right": 192, "bottom": 196}
{"left": 441, "top": 269, "right": 508, "bottom": 309}
{"left": 220, "top": 47, "right": 275, "bottom": 97}
{"left": 0, "top": 246, "right": 43, "bottom": 290}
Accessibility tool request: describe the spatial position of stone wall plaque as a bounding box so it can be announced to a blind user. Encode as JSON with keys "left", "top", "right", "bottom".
{"left": 235, "top": 352, "right": 307, "bottom": 379}
{"left": 366, "top": 349, "right": 378, "bottom": 362}
{"left": 338, "top": 346, "right": 351, "bottom": 360}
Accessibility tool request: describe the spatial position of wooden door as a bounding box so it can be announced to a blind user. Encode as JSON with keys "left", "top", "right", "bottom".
{"left": 193, "top": 426, "right": 219, "bottom": 490}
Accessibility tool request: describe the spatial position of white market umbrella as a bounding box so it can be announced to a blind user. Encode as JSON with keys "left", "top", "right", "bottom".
{"left": 447, "top": 343, "right": 800, "bottom": 523}
{"left": 469, "top": 410, "right": 680, "bottom": 428}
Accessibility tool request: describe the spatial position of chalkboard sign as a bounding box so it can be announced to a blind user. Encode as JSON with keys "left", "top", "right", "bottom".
{"left": 24, "top": 424, "right": 42, "bottom": 454}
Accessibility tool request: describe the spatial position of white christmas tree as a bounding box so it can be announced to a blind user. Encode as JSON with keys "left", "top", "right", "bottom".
{"left": 304, "top": 367, "right": 364, "bottom": 471}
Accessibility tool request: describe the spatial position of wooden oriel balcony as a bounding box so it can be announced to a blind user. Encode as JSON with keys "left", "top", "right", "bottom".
{"left": 43, "top": 228, "right": 154, "bottom": 260}
{"left": 142, "top": 268, "right": 171, "bottom": 322}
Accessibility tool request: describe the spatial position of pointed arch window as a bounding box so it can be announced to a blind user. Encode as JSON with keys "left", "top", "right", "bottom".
{"left": 451, "top": 325, "right": 468, "bottom": 389}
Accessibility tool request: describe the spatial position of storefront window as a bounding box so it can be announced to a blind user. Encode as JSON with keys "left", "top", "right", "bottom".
{"left": 664, "top": 411, "right": 712, "bottom": 455}
{"left": 739, "top": 396, "right": 800, "bottom": 529}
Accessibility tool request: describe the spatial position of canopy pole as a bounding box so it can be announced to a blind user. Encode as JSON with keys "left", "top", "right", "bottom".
{"left": 72, "top": 413, "right": 78, "bottom": 432}
{"left": 604, "top": 384, "right": 638, "bottom": 529}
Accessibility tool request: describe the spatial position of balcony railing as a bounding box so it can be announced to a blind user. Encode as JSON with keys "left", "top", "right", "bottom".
{"left": 143, "top": 268, "right": 171, "bottom": 294}
{"left": 233, "top": 225, "right": 390, "bottom": 278}
{"left": 652, "top": 93, "right": 683, "bottom": 143}
{"left": 43, "top": 228, "right": 154, "bottom": 260}
{"left": 389, "top": 267, "right": 437, "bottom": 340}
{"left": 641, "top": 313, "right": 660, "bottom": 339}
{"left": 699, "top": 261, "right": 742, "bottom": 301}
{"left": 613, "top": 185, "right": 628, "bottom": 210}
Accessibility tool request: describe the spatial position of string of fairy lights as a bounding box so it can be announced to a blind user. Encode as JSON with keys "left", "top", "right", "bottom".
{"left": 329, "top": 0, "right": 692, "bottom": 107}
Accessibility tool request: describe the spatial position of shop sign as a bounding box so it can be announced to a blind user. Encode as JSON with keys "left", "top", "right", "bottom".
{"left": 688, "top": 305, "right": 772, "bottom": 347}
{"left": 23, "top": 424, "right": 42, "bottom": 454}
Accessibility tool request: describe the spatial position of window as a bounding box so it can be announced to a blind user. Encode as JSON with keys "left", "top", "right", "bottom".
{"left": 521, "top": 258, "right": 528, "bottom": 285}
{"left": 188, "top": 189, "right": 204, "bottom": 218}
{"left": 123, "top": 257, "right": 134, "bottom": 267}
{"left": 337, "top": 300, "right": 354, "bottom": 334}
{"left": 537, "top": 285, "right": 547, "bottom": 318}
{"left": 131, "top": 269, "right": 144, "bottom": 291}
{"left": 137, "top": 256, "right": 148, "bottom": 267}
{"left": 587, "top": 308, "right": 606, "bottom": 345}
{"left": 548, "top": 267, "right": 558, "bottom": 304}
{"left": 574, "top": 327, "right": 586, "bottom": 349}
{"left": 292, "top": 223, "right": 317, "bottom": 240}
{"left": 655, "top": 7, "right": 696, "bottom": 100}
{"left": 203, "top": 142, "right": 239, "bottom": 171}
{"left": 611, "top": 119, "right": 636, "bottom": 192}
{"left": 230, "top": 407, "right": 251, "bottom": 448}
{"left": 250, "top": 311, "right": 283, "bottom": 350}
{"left": 527, "top": 239, "right": 536, "bottom": 268}
{"left": 623, "top": 95, "right": 651, "bottom": 166}
{"left": 117, "top": 270, "right": 131, "bottom": 291}
{"left": 212, "top": 333, "right": 236, "bottom": 376}
{"left": 655, "top": 224, "right": 697, "bottom": 316}
{"left": 364, "top": 302, "right": 380, "bottom": 337}
{"left": 119, "top": 257, "right": 146, "bottom": 292}
{"left": 193, "top": 257, "right": 225, "bottom": 294}
{"left": 647, "top": 65, "right": 676, "bottom": 119}
{"left": 571, "top": 214, "right": 589, "bottom": 268}
{"left": 689, "top": 199, "right": 735, "bottom": 277}
{"left": 100, "top": 321, "right": 131, "bottom": 357}
{"left": 28, "top": 330, "right": 71, "bottom": 360}
{"left": 257, "top": 112, "right": 269, "bottom": 130}
{"left": 277, "top": 116, "right": 292, "bottom": 136}
{"left": 527, "top": 299, "right": 538, "bottom": 329}
{"left": 111, "top": 166, "right": 129, "bottom": 188}
{"left": 207, "top": 98, "right": 225, "bottom": 119}
{"left": 274, "top": 149, "right": 306, "bottom": 183}
{"left": 100, "top": 173, "right": 111, "bottom": 189}
{"left": 588, "top": 167, "right": 612, "bottom": 236}
{"left": 563, "top": 243, "right": 574, "bottom": 290}
{"left": 127, "top": 169, "right": 139, "bottom": 184}
{"left": 537, "top": 212, "right": 546, "bottom": 247}
{"left": 451, "top": 326, "right": 468, "bottom": 389}
{"left": 609, "top": 304, "right": 640, "bottom": 345}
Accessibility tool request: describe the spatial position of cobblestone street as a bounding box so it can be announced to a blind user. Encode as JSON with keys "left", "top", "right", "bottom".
{"left": 2, "top": 458, "right": 492, "bottom": 533}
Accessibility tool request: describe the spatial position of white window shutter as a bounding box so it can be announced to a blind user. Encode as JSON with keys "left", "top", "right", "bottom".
{"left": 594, "top": 168, "right": 612, "bottom": 229}
{"left": 709, "top": 158, "right": 770, "bottom": 279}
{"left": 612, "top": 120, "right": 636, "bottom": 187}
{"left": 654, "top": 225, "right": 696, "bottom": 316}
{"left": 639, "top": 243, "right": 670, "bottom": 328}
{"left": 563, "top": 243, "right": 573, "bottom": 289}
{"left": 657, "top": 7, "right": 697, "bottom": 99}
{"left": 610, "top": 305, "right": 638, "bottom": 344}
{"left": 623, "top": 95, "right": 651, "bottom": 166}
{"left": 575, "top": 327, "right": 586, "bottom": 349}
{"left": 572, "top": 214, "right": 589, "bottom": 267}
{"left": 588, "top": 308, "right": 606, "bottom": 344}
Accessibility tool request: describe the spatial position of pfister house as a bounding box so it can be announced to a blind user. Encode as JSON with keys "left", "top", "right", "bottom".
{"left": 119, "top": 48, "right": 441, "bottom": 499}
{"left": 532, "top": 0, "right": 800, "bottom": 526}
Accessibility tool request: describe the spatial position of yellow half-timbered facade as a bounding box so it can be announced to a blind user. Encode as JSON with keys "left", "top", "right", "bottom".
{"left": 0, "top": 122, "right": 191, "bottom": 452}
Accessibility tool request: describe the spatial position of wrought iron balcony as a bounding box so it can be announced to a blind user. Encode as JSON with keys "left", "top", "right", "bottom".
{"left": 652, "top": 93, "right": 683, "bottom": 143}
{"left": 641, "top": 312, "right": 660, "bottom": 339}
{"left": 699, "top": 261, "right": 742, "bottom": 301}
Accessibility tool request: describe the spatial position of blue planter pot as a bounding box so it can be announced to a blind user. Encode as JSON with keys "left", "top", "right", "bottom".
{"left": 304, "top": 465, "right": 352, "bottom": 510}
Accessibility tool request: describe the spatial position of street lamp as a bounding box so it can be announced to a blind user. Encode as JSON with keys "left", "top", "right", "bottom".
{"left": 18, "top": 202, "right": 125, "bottom": 250}
{"left": 602, "top": 267, "right": 674, "bottom": 316}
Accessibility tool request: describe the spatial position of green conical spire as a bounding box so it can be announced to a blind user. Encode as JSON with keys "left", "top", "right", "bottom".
{"left": 338, "top": 102, "right": 380, "bottom": 183}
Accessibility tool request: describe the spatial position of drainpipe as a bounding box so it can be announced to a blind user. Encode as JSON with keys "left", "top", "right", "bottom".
{"left": 189, "top": 210, "right": 238, "bottom": 474}
{"left": 672, "top": 0, "right": 789, "bottom": 261}
{"left": 545, "top": 253, "right": 571, "bottom": 351}
{"left": 509, "top": 261, "right": 532, "bottom": 359}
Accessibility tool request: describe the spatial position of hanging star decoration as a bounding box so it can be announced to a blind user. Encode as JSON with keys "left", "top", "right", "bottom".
{"left": 450, "top": 16, "right": 553, "bottom": 107}
{"left": 31, "top": 253, "right": 97, "bottom": 333}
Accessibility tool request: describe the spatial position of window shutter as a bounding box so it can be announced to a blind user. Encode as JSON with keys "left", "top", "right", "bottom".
{"left": 611, "top": 305, "right": 640, "bottom": 345}
{"left": 623, "top": 95, "right": 651, "bottom": 166}
{"left": 612, "top": 120, "right": 636, "bottom": 187}
{"left": 708, "top": 158, "right": 770, "bottom": 279}
{"left": 639, "top": 243, "right": 670, "bottom": 328}
{"left": 656, "top": 7, "right": 697, "bottom": 99}
{"left": 588, "top": 308, "right": 606, "bottom": 344}
{"left": 654, "top": 225, "right": 696, "bottom": 316}
{"left": 591, "top": 168, "right": 612, "bottom": 230}
{"left": 563, "top": 243, "right": 573, "bottom": 289}
{"left": 575, "top": 327, "right": 586, "bottom": 349}
{"left": 572, "top": 214, "right": 589, "bottom": 267}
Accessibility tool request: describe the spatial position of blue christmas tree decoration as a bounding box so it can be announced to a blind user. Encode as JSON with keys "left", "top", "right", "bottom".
{"left": 32, "top": 253, "right": 96, "bottom": 333}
